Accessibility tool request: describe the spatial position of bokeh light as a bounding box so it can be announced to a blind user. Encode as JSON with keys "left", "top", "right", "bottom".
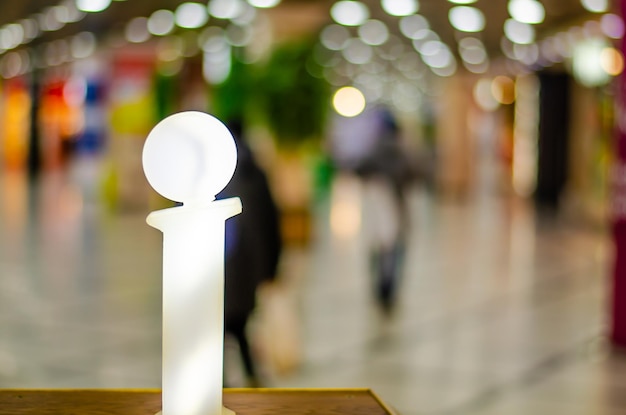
{"left": 333, "top": 86, "right": 366, "bottom": 117}
{"left": 148, "top": 9, "right": 175, "bottom": 36}
{"left": 175, "top": 2, "right": 208, "bottom": 29}
{"left": 449, "top": 6, "right": 485, "bottom": 32}
{"left": 331, "top": 1, "right": 369, "bottom": 27}
{"left": 600, "top": 47, "right": 624, "bottom": 76}
{"left": 76, "top": 0, "right": 111, "bottom": 13}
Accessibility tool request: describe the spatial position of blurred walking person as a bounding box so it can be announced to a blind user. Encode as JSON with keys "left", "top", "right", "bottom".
{"left": 219, "top": 120, "right": 282, "bottom": 387}
{"left": 356, "top": 106, "right": 416, "bottom": 315}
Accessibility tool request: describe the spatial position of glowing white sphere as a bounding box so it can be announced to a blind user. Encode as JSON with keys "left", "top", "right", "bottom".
{"left": 142, "top": 111, "right": 237, "bottom": 204}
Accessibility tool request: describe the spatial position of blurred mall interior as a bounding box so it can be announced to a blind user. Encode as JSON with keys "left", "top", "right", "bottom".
{"left": 1, "top": 0, "right": 626, "bottom": 414}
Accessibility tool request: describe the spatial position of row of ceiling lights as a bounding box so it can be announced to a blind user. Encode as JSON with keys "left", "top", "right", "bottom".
{"left": 322, "top": 0, "right": 623, "bottom": 79}
{"left": 0, "top": 0, "right": 281, "bottom": 55}
{"left": 0, "top": 0, "right": 623, "bottom": 83}
{"left": 0, "top": 0, "right": 282, "bottom": 79}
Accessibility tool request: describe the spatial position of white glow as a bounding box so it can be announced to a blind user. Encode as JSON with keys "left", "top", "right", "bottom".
{"left": 226, "top": 24, "right": 253, "bottom": 47}
{"left": 504, "top": 18, "right": 535, "bottom": 44}
{"left": 320, "top": 24, "right": 350, "bottom": 50}
{"left": 449, "top": 6, "right": 485, "bottom": 32}
{"left": 71, "top": 31, "right": 96, "bottom": 59}
{"left": 573, "top": 38, "right": 610, "bottom": 87}
{"left": 61, "top": 0, "right": 85, "bottom": 22}
{"left": 514, "top": 43, "right": 539, "bottom": 65}
{"left": 448, "top": 0, "right": 477, "bottom": 3}
{"left": 421, "top": 43, "right": 453, "bottom": 68}
{"left": 126, "top": 17, "right": 150, "bottom": 43}
{"left": 1, "top": 24, "right": 24, "bottom": 49}
{"left": 399, "top": 14, "right": 429, "bottom": 39}
{"left": 143, "top": 112, "right": 237, "bottom": 203}
{"left": 202, "top": 32, "right": 231, "bottom": 84}
{"left": 430, "top": 60, "right": 457, "bottom": 77}
{"left": 459, "top": 37, "right": 487, "bottom": 64}
{"left": 381, "top": 0, "right": 418, "bottom": 16}
{"left": 331, "top": 1, "right": 369, "bottom": 26}
{"left": 508, "top": 0, "right": 545, "bottom": 24}
{"left": 464, "top": 60, "right": 489, "bottom": 73}
{"left": 176, "top": 3, "right": 208, "bottom": 29}
{"left": 581, "top": 0, "right": 609, "bottom": 13}
{"left": 247, "top": 0, "right": 281, "bottom": 7}
{"left": 601, "top": 14, "right": 625, "bottom": 39}
{"left": 232, "top": 4, "right": 257, "bottom": 25}
{"left": 76, "top": 0, "right": 111, "bottom": 13}
{"left": 20, "top": 19, "right": 39, "bottom": 42}
{"left": 342, "top": 38, "right": 373, "bottom": 64}
{"left": 358, "top": 20, "right": 389, "bottom": 45}
{"left": 42, "top": 7, "right": 65, "bottom": 31}
{"left": 209, "top": 0, "right": 245, "bottom": 19}
{"left": 148, "top": 9, "right": 175, "bottom": 36}
{"left": 1, "top": 52, "right": 24, "bottom": 78}
{"left": 333, "top": 86, "right": 366, "bottom": 117}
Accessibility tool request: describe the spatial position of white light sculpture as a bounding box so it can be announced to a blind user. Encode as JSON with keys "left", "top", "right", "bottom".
{"left": 142, "top": 111, "right": 241, "bottom": 415}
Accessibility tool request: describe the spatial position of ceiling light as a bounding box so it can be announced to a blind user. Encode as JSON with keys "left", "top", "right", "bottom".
{"left": 508, "top": 0, "right": 544, "bottom": 24}
{"left": 148, "top": 9, "right": 175, "bottom": 36}
{"left": 381, "top": 0, "right": 418, "bottom": 17}
{"left": 449, "top": 6, "right": 485, "bottom": 32}
{"left": 175, "top": 3, "right": 208, "bottom": 29}
{"left": 601, "top": 14, "right": 625, "bottom": 39}
{"left": 422, "top": 47, "right": 453, "bottom": 68}
{"left": 399, "top": 14, "right": 429, "bottom": 39}
{"left": 342, "top": 38, "right": 373, "bottom": 64}
{"left": 504, "top": 18, "right": 535, "bottom": 44}
{"left": 2, "top": 24, "right": 24, "bottom": 48}
{"left": 358, "top": 19, "right": 389, "bottom": 45}
{"left": 430, "top": 60, "right": 456, "bottom": 77}
{"left": 513, "top": 43, "right": 539, "bottom": 65}
{"left": 580, "top": 0, "right": 609, "bottom": 13}
{"left": 247, "top": 0, "right": 281, "bottom": 7}
{"left": 226, "top": 24, "right": 253, "bottom": 46}
{"left": 321, "top": 25, "right": 350, "bottom": 50}
{"left": 20, "top": 19, "right": 39, "bottom": 42}
{"left": 71, "top": 31, "right": 96, "bottom": 59}
{"left": 331, "top": 1, "right": 369, "bottom": 26}
{"left": 412, "top": 30, "right": 440, "bottom": 52}
{"left": 419, "top": 42, "right": 454, "bottom": 68}
{"left": 61, "top": 0, "right": 85, "bottom": 23}
{"left": 75, "top": 0, "right": 111, "bottom": 13}
{"left": 459, "top": 38, "right": 487, "bottom": 64}
{"left": 464, "top": 60, "right": 489, "bottom": 74}
{"left": 38, "top": 9, "right": 63, "bottom": 32}
{"left": 209, "top": 0, "right": 245, "bottom": 19}
{"left": 448, "top": 0, "right": 477, "bottom": 3}
{"left": 126, "top": 17, "right": 150, "bottom": 43}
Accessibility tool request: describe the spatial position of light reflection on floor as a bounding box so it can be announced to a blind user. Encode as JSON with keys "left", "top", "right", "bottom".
{"left": 0, "top": 159, "right": 623, "bottom": 415}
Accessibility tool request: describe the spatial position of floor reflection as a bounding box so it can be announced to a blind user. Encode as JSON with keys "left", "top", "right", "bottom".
{"left": 0, "top": 161, "right": 622, "bottom": 415}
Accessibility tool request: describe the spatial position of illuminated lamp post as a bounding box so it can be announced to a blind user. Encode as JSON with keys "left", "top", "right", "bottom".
{"left": 142, "top": 111, "right": 241, "bottom": 415}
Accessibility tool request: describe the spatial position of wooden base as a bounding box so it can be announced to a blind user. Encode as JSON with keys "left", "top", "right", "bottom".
{"left": 155, "top": 405, "right": 235, "bottom": 415}
{"left": 0, "top": 388, "right": 398, "bottom": 414}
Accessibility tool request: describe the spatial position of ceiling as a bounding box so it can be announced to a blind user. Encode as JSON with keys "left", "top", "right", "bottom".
{"left": 0, "top": 0, "right": 614, "bottom": 70}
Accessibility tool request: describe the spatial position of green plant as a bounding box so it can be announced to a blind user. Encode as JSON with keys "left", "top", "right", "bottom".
{"left": 258, "top": 39, "right": 330, "bottom": 148}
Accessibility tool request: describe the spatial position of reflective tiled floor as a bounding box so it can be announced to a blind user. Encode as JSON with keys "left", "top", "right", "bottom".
{"left": 0, "top": 158, "right": 624, "bottom": 415}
